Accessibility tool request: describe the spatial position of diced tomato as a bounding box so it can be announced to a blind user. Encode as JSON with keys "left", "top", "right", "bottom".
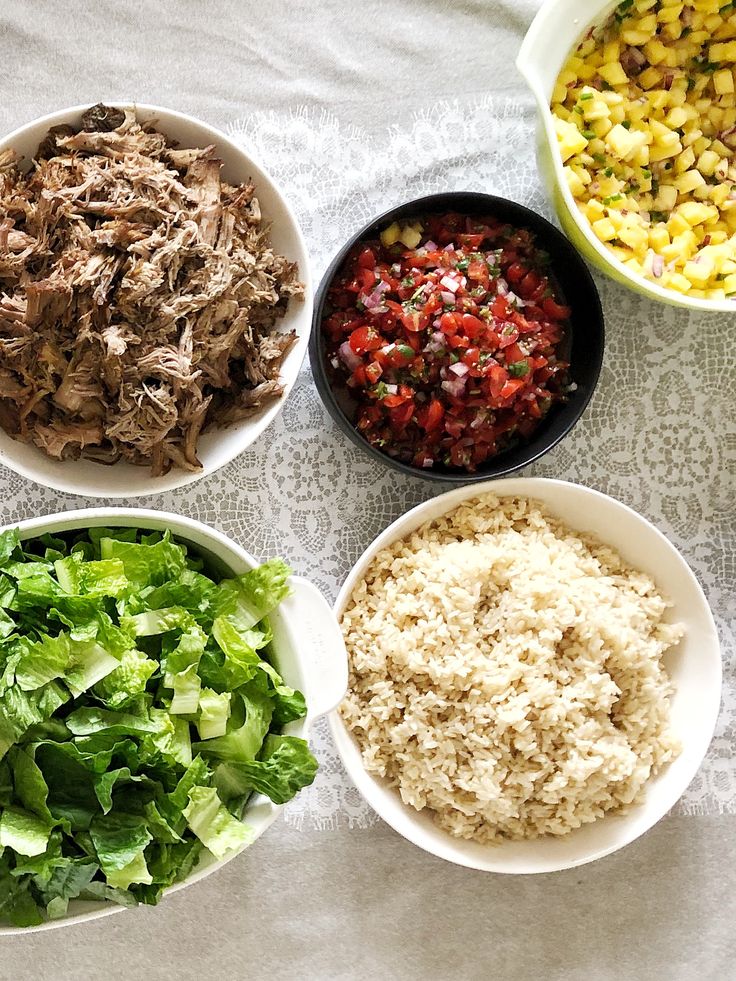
{"left": 518, "top": 270, "right": 542, "bottom": 298}
{"left": 349, "top": 325, "right": 383, "bottom": 354}
{"left": 500, "top": 378, "right": 526, "bottom": 400}
{"left": 424, "top": 398, "right": 444, "bottom": 431}
{"left": 497, "top": 327, "right": 519, "bottom": 349}
{"left": 458, "top": 233, "right": 485, "bottom": 249}
{"left": 461, "top": 314, "right": 485, "bottom": 339}
{"left": 350, "top": 365, "right": 367, "bottom": 387}
{"left": 506, "top": 262, "right": 526, "bottom": 284}
{"left": 467, "top": 260, "right": 490, "bottom": 289}
{"left": 439, "top": 312, "right": 460, "bottom": 335}
{"left": 358, "top": 267, "right": 377, "bottom": 290}
{"left": 358, "top": 248, "right": 376, "bottom": 270}
{"left": 487, "top": 365, "right": 509, "bottom": 398}
{"left": 504, "top": 342, "right": 524, "bottom": 364}
{"left": 401, "top": 309, "right": 429, "bottom": 333}
{"left": 365, "top": 361, "right": 382, "bottom": 384}
{"left": 542, "top": 297, "right": 572, "bottom": 320}
{"left": 383, "top": 394, "right": 410, "bottom": 408}
{"left": 389, "top": 401, "right": 415, "bottom": 430}
{"left": 491, "top": 294, "right": 511, "bottom": 319}
{"left": 462, "top": 347, "right": 480, "bottom": 366}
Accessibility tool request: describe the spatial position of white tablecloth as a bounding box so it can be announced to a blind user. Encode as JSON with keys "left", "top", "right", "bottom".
{"left": 1, "top": 0, "right": 734, "bottom": 977}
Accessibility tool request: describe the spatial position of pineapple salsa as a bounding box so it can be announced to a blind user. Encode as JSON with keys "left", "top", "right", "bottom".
{"left": 551, "top": 0, "right": 736, "bottom": 299}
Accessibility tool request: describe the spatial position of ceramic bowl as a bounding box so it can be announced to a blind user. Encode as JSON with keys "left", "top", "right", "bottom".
{"left": 0, "top": 103, "right": 312, "bottom": 497}
{"left": 517, "top": 0, "right": 734, "bottom": 313}
{"left": 310, "top": 192, "right": 604, "bottom": 483}
{"left": 0, "top": 507, "right": 347, "bottom": 933}
{"left": 331, "top": 477, "right": 721, "bottom": 873}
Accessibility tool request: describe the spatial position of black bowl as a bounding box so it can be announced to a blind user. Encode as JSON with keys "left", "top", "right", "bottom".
{"left": 309, "top": 192, "right": 604, "bottom": 483}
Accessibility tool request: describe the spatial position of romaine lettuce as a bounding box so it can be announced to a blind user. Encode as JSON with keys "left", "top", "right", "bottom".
{"left": 0, "top": 527, "right": 315, "bottom": 926}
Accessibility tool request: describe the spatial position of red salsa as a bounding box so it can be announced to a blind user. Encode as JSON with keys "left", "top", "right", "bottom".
{"left": 321, "top": 212, "right": 572, "bottom": 472}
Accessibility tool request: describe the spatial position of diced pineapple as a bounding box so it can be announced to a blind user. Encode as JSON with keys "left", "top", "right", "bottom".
{"left": 711, "top": 41, "right": 736, "bottom": 61}
{"left": 599, "top": 61, "right": 629, "bottom": 87}
{"left": 549, "top": 0, "right": 736, "bottom": 297}
{"left": 564, "top": 166, "right": 586, "bottom": 197}
{"left": 380, "top": 222, "right": 401, "bottom": 247}
{"left": 714, "top": 69, "right": 735, "bottom": 95}
{"left": 555, "top": 117, "right": 589, "bottom": 162}
{"left": 398, "top": 225, "right": 422, "bottom": 248}
{"left": 678, "top": 201, "right": 720, "bottom": 225}
{"left": 606, "top": 124, "right": 647, "bottom": 159}
{"left": 674, "top": 169, "right": 707, "bottom": 193}
{"left": 683, "top": 256, "right": 715, "bottom": 285}
{"left": 697, "top": 149, "right": 721, "bottom": 176}
{"left": 649, "top": 225, "right": 671, "bottom": 251}
{"left": 592, "top": 217, "right": 618, "bottom": 242}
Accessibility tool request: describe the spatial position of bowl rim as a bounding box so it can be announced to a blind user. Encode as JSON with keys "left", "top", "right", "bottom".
{"left": 0, "top": 101, "right": 313, "bottom": 498}
{"left": 329, "top": 476, "right": 722, "bottom": 874}
{"left": 309, "top": 190, "right": 605, "bottom": 484}
{"left": 0, "top": 506, "right": 317, "bottom": 934}
{"left": 517, "top": 0, "right": 736, "bottom": 315}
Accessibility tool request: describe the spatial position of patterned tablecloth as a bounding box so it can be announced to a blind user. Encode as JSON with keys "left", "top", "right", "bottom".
{"left": 2, "top": 96, "right": 732, "bottom": 832}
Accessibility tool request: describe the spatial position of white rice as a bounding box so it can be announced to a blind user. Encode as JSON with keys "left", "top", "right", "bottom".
{"left": 340, "top": 494, "right": 683, "bottom": 842}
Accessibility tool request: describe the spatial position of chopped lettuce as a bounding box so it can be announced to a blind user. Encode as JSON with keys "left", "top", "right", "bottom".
{"left": 0, "top": 528, "right": 315, "bottom": 926}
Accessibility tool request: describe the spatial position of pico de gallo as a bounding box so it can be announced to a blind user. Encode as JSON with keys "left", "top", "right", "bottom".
{"left": 321, "top": 212, "right": 572, "bottom": 472}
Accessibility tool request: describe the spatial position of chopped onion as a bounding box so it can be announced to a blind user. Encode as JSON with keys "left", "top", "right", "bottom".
{"left": 449, "top": 361, "right": 469, "bottom": 376}
{"left": 330, "top": 357, "right": 339, "bottom": 369}
{"left": 424, "top": 331, "right": 446, "bottom": 353}
{"left": 441, "top": 377, "right": 466, "bottom": 398}
{"left": 440, "top": 291, "right": 456, "bottom": 305}
{"left": 652, "top": 255, "right": 664, "bottom": 279}
{"left": 384, "top": 384, "right": 398, "bottom": 395}
{"left": 443, "top": 243, "right": 455, "bottom": 252}
{"left": 338, "top": 341, "right": 361, "bottom": 371}
{"left": 420, "top": 456, "right": 434, "bottom": 469}
{"left": 423, "top": 240, "right": 438, "bottom": 252}
{"left": 497, "top": 278, "right": 509, "bottom": 296}
{"left": 363, "top": 280, "right": 390, "bottom": 310}
{"left": 440, "top": 275, "right": 459, "bottom": 293}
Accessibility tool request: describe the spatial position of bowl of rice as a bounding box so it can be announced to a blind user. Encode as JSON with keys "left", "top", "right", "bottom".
{"left": 331, "top": 478, "right": 721, "bottom": 873}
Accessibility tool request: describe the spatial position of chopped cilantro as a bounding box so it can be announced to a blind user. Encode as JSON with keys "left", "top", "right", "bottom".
{"left": 508, "top": 360, "right": 530, "bottom": 378}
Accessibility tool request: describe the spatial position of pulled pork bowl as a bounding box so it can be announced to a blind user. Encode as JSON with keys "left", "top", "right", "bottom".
{"left": 0, "top": 103, "right": 311, "bottom": 497}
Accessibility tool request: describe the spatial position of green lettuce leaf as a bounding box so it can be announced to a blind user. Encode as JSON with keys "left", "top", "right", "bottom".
{"left": 218, "top": 735, "right": 318, "bottom": 805}
{"left": 196, "top": 688, "right": 231, "bottom": 740}
{"left": 100, "top": 533, "right": 187, "bottom": 587}
{"left": 89, "top": 813, "right": 152, "bottom": 877}
{"left": 0, "top": 529, "right": 21, "bottom": 567}
{"left": 193, "top": 681, "right": 273, "bottom": 765}
{"left": 0, "top": 805, "right": 53, "bottom": 856}
{"left": 93, "top": 649, "right": 157, "bottom": 709}
{"left": 182, "top": 786, "right": 253, "bottom": 859}
{"left": 213, "top": 559, "right": 291, "bottom": 631}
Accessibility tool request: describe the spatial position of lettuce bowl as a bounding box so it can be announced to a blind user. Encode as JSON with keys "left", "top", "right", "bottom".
{"left": 0, "top": 508, "right": 347, "bottom": 934}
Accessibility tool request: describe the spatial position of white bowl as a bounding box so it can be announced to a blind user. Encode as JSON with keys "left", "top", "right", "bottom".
{"left": 516, "top": 0, "right": 734, "bottom": 314}
{"left": 0, "top": 507, "right": 347, "bottom": 934}
{"left": 331, "top": 477, "right": 722, "bottom": 874}
{"left": 0, "top": 103, "right": 313, "bottom": 497}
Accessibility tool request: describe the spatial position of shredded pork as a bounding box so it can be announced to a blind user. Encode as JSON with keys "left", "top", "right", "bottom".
{"left": 0, "top": 103, "right": 302, "bottom": 474}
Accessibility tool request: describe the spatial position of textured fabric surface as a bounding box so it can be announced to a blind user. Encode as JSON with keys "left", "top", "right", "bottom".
{"left": 0, "top": 0, "right": 734, "bottom": 976}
